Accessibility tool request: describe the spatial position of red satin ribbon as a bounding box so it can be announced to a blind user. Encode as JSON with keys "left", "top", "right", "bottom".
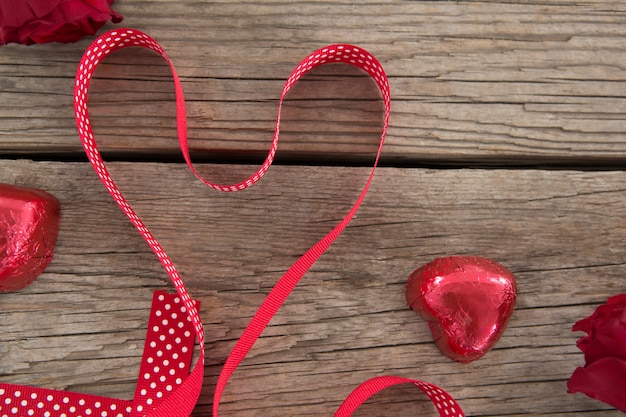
{"left": 1, "top": 28, "right": 466, "bottom": 417}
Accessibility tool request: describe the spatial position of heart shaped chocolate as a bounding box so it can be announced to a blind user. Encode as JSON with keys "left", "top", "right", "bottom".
{"left": 406, "top": 256, "right": 517, "bottom": 363}
{"left": 0, "top": 183, "right": 60, "bottom": 292}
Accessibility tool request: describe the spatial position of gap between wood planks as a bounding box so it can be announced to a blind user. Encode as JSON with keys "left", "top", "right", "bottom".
{"left": 3, "top": 152, "right": 626, "bottom": 172}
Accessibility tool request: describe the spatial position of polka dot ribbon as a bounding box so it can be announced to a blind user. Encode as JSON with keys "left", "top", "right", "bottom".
{"left": 0, "top": 291, "right": 198, "bottom": 417}
{"left": 2, "top": 28, "right": 466, "bottom": 417}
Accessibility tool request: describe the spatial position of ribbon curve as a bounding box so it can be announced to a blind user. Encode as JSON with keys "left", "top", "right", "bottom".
{"left": 0, "top": 28, "right": 466, "bottom": 417}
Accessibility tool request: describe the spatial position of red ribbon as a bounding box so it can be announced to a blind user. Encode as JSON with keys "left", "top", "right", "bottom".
{"left": 0, "top": 291, "right": 198, "bottom": 417}
{"left": 1, "top": 28, "right": 466, "bottom": 417}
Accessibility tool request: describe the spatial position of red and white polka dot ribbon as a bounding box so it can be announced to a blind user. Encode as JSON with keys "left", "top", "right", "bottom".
{"left": 0, "top": 291, "right": 198, "bottom": 417}
{"left": 1, "top": 28, "right": 466, "bottom": 417}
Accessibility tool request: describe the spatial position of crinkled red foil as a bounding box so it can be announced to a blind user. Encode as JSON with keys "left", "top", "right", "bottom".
{"left": 406, "top": 256, "right": 517, "bottom": 363}
{"left": 0, "top": 0, "right": 123, "bottom": 45}
{"left": 568, "top": 294, "right": 626, "bottom": 412}
{"left": 0, "top": 184, "right": 60, "bottom": 292}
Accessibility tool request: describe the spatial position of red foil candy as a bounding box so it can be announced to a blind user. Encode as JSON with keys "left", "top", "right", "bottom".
{"left": 0, "top": 183, "right": 60, "bottom": 292}
{"left": 406, "top": 256, "right": 517, "bottom": 363}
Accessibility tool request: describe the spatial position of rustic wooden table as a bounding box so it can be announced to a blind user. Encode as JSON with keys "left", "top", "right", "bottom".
{"left": 1, "top": 1, "right": 625, "bottom": 416}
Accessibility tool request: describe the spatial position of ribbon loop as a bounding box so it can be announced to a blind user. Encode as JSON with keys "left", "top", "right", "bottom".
{"left": 333, "top": 376, "right": 465, "bottom": 417}
{"left": 74, "top": 29, "right": 205, "bottom": 417}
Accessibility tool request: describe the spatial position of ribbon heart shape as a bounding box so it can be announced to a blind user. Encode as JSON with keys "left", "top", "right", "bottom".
{"left": 0, "top": 29, "right": 465, "bottom": 417}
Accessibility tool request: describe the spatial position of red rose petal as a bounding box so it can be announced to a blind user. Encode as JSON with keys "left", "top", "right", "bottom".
{"left": 0, "top": 1, "right": 59, "bottom": 28}
{"left": 608, "top": 294, "right": 626, "bottom": 307}
{"left": 0, "top": 0, "right": 122, "bottom": 45}
{"left": 573, "top": 297, "right": 626, "bottom": 365}
{"left": 568, "top": 356, "right": 626, "bottom": 412}
{"left": 569, "top": 295, "right": 626, "bottom": 411}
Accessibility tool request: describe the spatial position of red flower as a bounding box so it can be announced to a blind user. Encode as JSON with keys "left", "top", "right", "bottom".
{"left": 568, "top": 294, "right": 626, "bottom": 412}
{"left": 0, "top": 0, "right": 122, "bottom": 46}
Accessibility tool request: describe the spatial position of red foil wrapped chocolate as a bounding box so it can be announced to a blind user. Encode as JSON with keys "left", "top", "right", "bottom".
{"left": 0, "top": 183, "right": 60, "bottom": 292}
{"left": 406, "top": 256, "right": 517, "bottom": 363}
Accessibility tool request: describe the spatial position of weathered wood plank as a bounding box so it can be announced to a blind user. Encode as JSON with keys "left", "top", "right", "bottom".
{"left": 0, "top": 1, "right": 624, "bottom": 165}
{"left": 0, "top": 160, "right": 624, "bottom": 416}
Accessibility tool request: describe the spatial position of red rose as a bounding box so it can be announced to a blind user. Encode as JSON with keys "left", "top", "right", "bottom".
{"left": 0, "top": 0, "right": 122, "bottom": 46}
{"left": 568, "top": 294, "right": 626, "bottom": 412}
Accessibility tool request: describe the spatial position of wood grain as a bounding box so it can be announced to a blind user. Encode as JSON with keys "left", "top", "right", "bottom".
{"left": 2, "top": 1, "right": 625, "bottom": 415}
{"left": 0, "top": 1, "right": 624, "bottom": 165}
{"left": 0, "top": 160, "right": 624, "bottom": 416}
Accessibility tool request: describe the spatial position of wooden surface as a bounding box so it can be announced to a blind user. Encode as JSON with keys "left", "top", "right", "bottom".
{"left": 2, "top": 0, "right": 626, "bottom": 166}
{"left": 1, "top": 1, "right": 625, "bottom": 416}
